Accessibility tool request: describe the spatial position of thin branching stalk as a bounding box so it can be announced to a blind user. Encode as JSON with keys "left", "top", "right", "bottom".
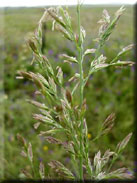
{"left": 77, "top": 2, "right": 84, "bottom": 180}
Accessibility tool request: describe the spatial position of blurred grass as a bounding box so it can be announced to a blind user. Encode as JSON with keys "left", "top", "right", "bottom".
{"left": 1, "top": 5, "right": 134, "bottom": 178}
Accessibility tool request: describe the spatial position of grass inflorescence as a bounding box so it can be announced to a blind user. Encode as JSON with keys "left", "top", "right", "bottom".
{"left": 16, "top": 2, "right": 134, "bottom": 180}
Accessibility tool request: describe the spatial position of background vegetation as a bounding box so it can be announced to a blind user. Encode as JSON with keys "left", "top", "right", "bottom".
{"left": 1, "top": 5, "right": 134, "bottom": 178}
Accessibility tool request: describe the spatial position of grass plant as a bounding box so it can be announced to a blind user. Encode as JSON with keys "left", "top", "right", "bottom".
{"left": 16, "top": 2, "right": 134, "bottom": 180}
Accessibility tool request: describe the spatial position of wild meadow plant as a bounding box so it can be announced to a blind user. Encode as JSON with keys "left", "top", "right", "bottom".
{"left": 16, "top": 3, "right": 134, "bottom": 180}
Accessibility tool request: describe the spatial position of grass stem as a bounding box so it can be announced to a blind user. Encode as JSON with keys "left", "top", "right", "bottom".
{"left": 77, "top": 2, "right": 84, "bottom": 180}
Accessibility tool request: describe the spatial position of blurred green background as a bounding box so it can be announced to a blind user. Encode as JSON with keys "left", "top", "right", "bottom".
{"left": 1, "top": 5, "right": 134, "bottom": 179}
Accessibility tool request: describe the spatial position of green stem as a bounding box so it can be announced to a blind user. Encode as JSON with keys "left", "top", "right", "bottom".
{"left": 107, "top": 150, "right": 123, "bottom": 173}
{"left": 30, "top": 161, "right": 36, "bottom": 178}
{"left": 84, "top": 42, "right": 103, "bottom": 86}
{"left": 77, "top": 3, "right": 84, "bottom": 180}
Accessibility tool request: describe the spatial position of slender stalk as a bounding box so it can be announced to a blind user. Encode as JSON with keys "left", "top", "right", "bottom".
{"left": 84, "top": 44, "right": 102, "bottom": 86}
{"left": 30, "top": 161, "right": 36, "bottom": 178}
{"left": 77, "top": 2, "right": 84, "bottom": 180}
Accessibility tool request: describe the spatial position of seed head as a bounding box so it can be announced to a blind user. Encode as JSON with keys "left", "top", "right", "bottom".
{"left": 17, "top": 133, "right": 26, "bottom": 147}
{"left": 39, "top": 162, "right": 45, "bottom": 179}
{"left": 20, "top": 150, "right": 27, "bottom": 158}
{"left": 21, "top": 169, "right": 32, "bottom": 178}
{"left": 65, "top": 89, "right": 72, "bottom": 104}
{"left": 28, "top": 39, "right": 38, "bottom": 54}
{"left": 45, "top": 136, "right": 61, "bottom": 144}
{"left": 34, "top": 122, "right": 41, "bottom": 129}
{"left": 115, "top": 6, "right": 125, "bottom": 20}
{"left": 28, "top": 142, "right": 33, "bottom": 162}
{"left": 102, "top": 9, "right": 110, "bottom": 23}
{"left": 102, "top": 113, "right": 115, "bottom": 135}
{"left": 117, "top": 133, "right": 132, "bottom": 153}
